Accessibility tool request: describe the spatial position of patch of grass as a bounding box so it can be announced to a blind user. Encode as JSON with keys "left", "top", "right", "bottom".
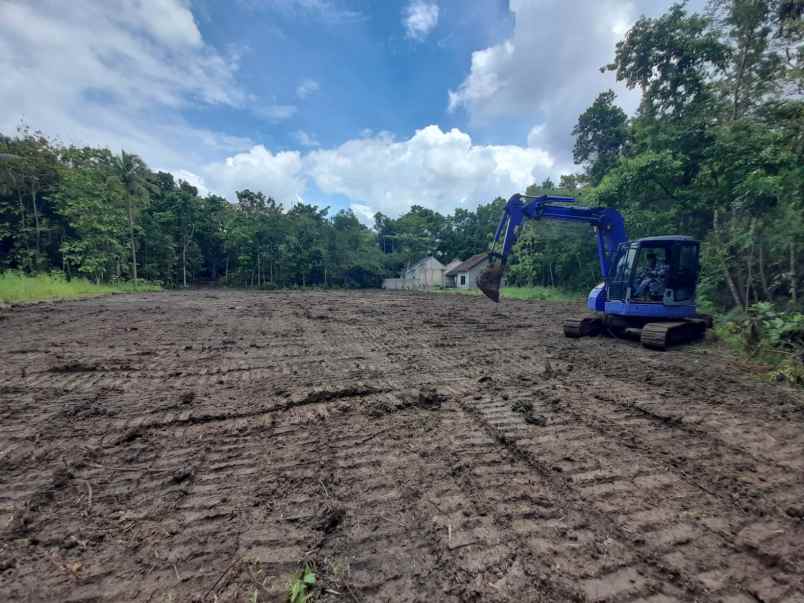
{"left": 288, "top": 565, "right": 316, "bottom": 603}
{"left": 0, "top": 272, "right": 160, "bottom": 303}
{"left": 714, "top": 304, "right": 804, "bottom": 386}
{"left": 433, "top": 285, "right": 581, "bottom": 302}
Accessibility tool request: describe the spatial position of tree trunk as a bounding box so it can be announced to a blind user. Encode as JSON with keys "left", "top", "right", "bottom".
{"left": 713, "top": 208, "right": 745, "bottom": 308}
{"left": 732, "top": 45, "right": 750, "bottom": 121}
{"left": 182, "top": 224, "right": 194, "bottom": 288}
{"left": 745, "top": 252, "right": 753, "bottom": 306}
{"left": 758, "top": 238, "right": 770, "bottom": 299}
{"left": 30, "top": 182, "right": 41, "bottom": 265}
{"left": 182, "top": 240, "right": 187, "bottom": 288}
{"left": 744, "top": 218, "right": 755, "bottom": 305}
{"left": 127, "top": 196, "right": 138, "bottom": 284}
{"left": 14, "top": 185, "right": 31, "bottom": 266}
{"left": 792, "top": 240, "right": 798, "bottom": 305}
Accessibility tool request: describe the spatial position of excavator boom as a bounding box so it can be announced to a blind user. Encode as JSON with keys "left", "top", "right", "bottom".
{"left": 478, "top": 194, "right": 627, "bottom": 302}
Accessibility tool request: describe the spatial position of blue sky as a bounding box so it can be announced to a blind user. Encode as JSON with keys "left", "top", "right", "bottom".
{"left": 0, "top": 0, "right": 701, "bottom": 222}
{"left": 190, "top": 1, "right": 514, "bottom": 149}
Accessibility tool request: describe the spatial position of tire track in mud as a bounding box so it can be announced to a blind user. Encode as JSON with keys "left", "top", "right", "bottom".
{"left": 452, "top": 384, "right": 804, "bottom": 602}
{"left": 386, "top": 310, "right": 804, "bottom": 601}
{"left": 341, "top": 294, "right": 804, "bottom": 601}
{"left": 1, "top": 290, "right": 803, "bottom": 602}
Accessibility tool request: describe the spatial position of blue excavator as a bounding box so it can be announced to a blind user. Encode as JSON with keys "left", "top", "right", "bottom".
{"left": 477, "top": 193, "right": 712, "bottom": 350}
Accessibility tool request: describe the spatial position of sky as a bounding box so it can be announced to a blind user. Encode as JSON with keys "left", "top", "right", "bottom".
{"left": 0, "top": 0, "right": 704, "bottom": 223}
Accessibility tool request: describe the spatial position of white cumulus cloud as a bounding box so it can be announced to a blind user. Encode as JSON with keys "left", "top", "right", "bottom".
{"left": 0, "top": 0, "right": 250, "bottom": 171}
{"left": 201, "top": 145, "right": 306, "bottom": 202}
{"left": 171, "top": 169, "right": 211, "bottom": 196}
{"left": 305, "top": 125, "right": 554, "bottom": 216}
{"left": 194, "top": 126, "right": 555, "bottom": 216}
{"left": 448, "top": 0, "right": 703, "bottom": 162}
{"left": 403, "top": 1, "right": 439, "bottom": 40}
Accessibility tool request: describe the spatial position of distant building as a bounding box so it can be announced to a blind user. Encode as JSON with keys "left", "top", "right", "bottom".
{"left": 442, "top": 259, "right": 462, "bottom": 287}
{"left": 404, "top": 256, "right": 446, "bottom": 287}
{"left": 383, "top": 256, "right": 447, "bottom": 289}
{"left": 445, "top": 253, "right": 490, "bottom": 289}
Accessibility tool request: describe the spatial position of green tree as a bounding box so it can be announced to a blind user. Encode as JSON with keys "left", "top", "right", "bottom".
{"left": 572, "top": 90, "right": 628, "bottom": 185}
{"left": 112, "top": 151, "right": 150, "bottom": 284}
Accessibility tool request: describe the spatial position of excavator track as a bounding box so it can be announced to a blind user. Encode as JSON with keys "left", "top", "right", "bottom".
{"left": 563, "top": 315, "right": 602, "bottom": 338}
{"left": 640, "top": 318, "right": 708, "bottom": 350}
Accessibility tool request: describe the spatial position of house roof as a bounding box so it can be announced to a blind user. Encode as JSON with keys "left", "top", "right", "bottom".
{"left": 446, "top": 253, "right": 488, "bottom": 276}
{"left": 407, "top": 256, "right": 443, "bottom": 271}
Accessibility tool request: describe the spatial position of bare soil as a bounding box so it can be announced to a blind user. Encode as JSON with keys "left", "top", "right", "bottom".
{"left": 1, "top": 290, "right": 803, "bottom": 602}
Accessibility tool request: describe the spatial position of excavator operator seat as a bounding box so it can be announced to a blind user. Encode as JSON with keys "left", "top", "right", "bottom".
{"left": 607, "top": 237, "right": 700, "bottom": 307}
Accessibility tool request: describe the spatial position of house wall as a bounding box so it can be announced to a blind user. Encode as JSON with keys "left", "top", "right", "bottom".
{"left": 443, "top": 260, "right": 462, "bottom": 288}
{"left": 407, "top": 257, "right": 446, "bottom": 288}
{"left": 389, "top": 257, "right": 448, "bottom": 289}
{"left": 383, "top": 278, "right": 409, "bottom": 290}
{"left": 457, "top": 258, "right": 490, "bottom": 288}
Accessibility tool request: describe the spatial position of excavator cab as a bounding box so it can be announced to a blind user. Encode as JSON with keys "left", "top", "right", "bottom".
{"left": 606, "top": 237, "right": 700, "bottom": 308}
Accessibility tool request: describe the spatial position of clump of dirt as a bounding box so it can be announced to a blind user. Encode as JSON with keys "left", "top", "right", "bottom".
{"left": 525, "top": 413, "right": 547, "bottom": 426}
{"left": 171, "top": 466, "right": 194, "bottom": 483}
{"left": 62, "top": 395, "right": 116, "bottom": 419}
{"left": 414, "top": 387, "right": 446, "bottom": 410}
{"left": 292, "top": 385, "right": 385, "bottom": 407}
{"left": 180, "top": 391, "right": 196, "bottom": 405}
{"left": 366, "top": 398, "right": 400, "bottom": 417}
{"left": 511, "top": 400, "right": 534, "bottom": 414}
{"left": 115, "top": 427, "right": 143, "bottom": 445}
{"left": 315, "top": 507, "right": 345, "bottom": 535}
{"left": 366, "top": 387, "right": 446, "bottom": 417}
{"left": 511, "top": 399, "right": 547, "bottom": 425}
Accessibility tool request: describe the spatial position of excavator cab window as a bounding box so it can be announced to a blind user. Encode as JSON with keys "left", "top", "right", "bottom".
{"left": 632, "top": 245, "right": 670, "bottom": 302}
{"left": 607, "top": 243, "right": 637, "bottom": 301}
{"left": 666, "top": 242, "right": 699, "bottom": 303}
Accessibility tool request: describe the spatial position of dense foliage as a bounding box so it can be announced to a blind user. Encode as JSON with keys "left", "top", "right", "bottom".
{"left": 0, "top": 1, "right": 801, "bottom": 320}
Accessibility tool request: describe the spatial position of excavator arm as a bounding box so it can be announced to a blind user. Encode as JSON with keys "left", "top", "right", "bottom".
{"left": 477, "top": 194, "right": 628, "bottom": 302}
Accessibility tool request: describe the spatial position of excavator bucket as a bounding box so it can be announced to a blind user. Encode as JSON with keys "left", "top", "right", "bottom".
{"left": 477, "top": 263, "right": 504, "bottom": 302}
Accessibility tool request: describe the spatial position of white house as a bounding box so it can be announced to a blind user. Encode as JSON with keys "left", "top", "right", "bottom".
{"left": 404, "top": 256, "right": 446, "bottom": 288}
{"left": 445, "top": 253, "right": 490, "bottom": 289}
{"left": 383, "top": 256, "right": 448, "bottom": 289}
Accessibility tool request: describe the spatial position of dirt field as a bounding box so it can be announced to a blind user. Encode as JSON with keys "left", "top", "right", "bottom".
{"left": 1, "top": 290, "right": 803, "bottom": 602}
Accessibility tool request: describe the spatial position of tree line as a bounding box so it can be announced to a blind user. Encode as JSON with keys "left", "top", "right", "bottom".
{"left": 509, "top": 0, "right": 802, "bottom": 311}
{"left": 0, "top": 129, "right": 505, "bottom": 290}
{"left": 0, "top": 0, "right": 801, "bottom": 312}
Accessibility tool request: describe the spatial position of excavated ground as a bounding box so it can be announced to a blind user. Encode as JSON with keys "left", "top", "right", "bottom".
{"left": 1, "top": 290, "right": 803, "bottom": 603}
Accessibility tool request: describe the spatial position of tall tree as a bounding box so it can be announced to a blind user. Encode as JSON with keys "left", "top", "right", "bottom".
{"left": 112, "top": 151, "right": 149, "bottom": 284}
{"left": 607, "top": 3, "right": 729, "bottom": 120}
{"left": 572, "top": 91, "right": 628, "bottom": 185}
